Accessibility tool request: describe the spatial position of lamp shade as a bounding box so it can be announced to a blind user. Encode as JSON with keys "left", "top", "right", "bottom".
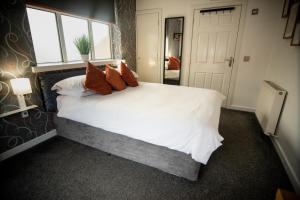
{"left": 10, "top": 78, "right": 32, "bottom": 95}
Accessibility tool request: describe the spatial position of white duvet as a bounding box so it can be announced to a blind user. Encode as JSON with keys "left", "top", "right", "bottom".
{"left": 57, "top": 82, "right": 225, "bottom": 164}
{"left": 165, "top": 70, "right": 180, "bottom": 79}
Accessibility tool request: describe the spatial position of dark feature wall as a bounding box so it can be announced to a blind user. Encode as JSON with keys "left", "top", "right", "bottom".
{"left": 26, "top": 0, "right": 115, "bottom": 23}
{"left": 112, "top": 0, "right": 136, "bottom": 71}
{"left": 115, "top": 0, "right": 136, "bottom": 70}
{"left": 0, "top": 0, "right": 136, "bottom": 153}
{"left": 0, "top": 0, "right": 54, "bottom": 153}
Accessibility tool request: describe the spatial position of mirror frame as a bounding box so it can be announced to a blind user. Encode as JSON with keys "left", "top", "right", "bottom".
{"left": 163, "top": 16, "right": 184, "bottom": 85}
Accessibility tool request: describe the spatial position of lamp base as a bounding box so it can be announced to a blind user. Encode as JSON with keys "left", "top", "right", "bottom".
{"left": 16, "top": 95, "right": 26, "bottom": 109}
{"left": 16, "top": 95, "right": 29, "bottom": 118}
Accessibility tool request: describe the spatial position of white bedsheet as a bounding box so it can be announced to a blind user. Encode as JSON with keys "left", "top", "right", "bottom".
{"left": 57, "top": 82, "right": 225, "bottom": 164}
{"left": 165, "top": 70, "right": 180, "bottom": 79}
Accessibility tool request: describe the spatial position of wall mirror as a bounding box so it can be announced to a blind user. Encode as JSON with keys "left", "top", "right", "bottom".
{"left": 163, "top": 17, "right": 184, "bottom": 85}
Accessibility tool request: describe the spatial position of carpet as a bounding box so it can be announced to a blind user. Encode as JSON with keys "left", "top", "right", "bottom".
{"left": 0, "top": 109, "right": 293, "bottom": 200}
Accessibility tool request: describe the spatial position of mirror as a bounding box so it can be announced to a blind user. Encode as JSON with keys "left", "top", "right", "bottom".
{"left": 163, "top": 17, "right": 184, "bottom": 85}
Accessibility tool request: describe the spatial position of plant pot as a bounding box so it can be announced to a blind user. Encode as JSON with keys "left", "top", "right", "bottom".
{"left": 81, "top": 54, "right": 89, "bottom": 62}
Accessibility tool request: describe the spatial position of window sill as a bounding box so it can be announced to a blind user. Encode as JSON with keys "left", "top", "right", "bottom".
{"left": 31, "top": 59, "right": 120, "bottom": 73}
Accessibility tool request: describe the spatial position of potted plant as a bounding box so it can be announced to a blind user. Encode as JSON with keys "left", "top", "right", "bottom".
{"left": 74, "top": 34, "right": 91, "bottom": 62}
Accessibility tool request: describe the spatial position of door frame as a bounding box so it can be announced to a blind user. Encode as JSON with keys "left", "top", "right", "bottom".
{"left": 136, "top": 9, "right": 163, "bottom": 83}
{"left": 187, "top": 0, "right": 248, "bottom": 108}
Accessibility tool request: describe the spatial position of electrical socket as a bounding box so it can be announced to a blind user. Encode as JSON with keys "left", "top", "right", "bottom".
{"left": 21, "top": 111, "right": 29, "bottom": 118}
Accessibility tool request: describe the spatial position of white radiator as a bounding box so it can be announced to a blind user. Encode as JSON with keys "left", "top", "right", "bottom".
{"left": 255, "top": 81, "right": 286, "bottom": 136}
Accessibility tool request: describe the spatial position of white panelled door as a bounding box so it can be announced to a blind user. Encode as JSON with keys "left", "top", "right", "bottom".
{"left": 136, "top": 10, "right": 161, "bottom": 83}
{"left": 189, "top": 6, "right": 241, "bottom": 104}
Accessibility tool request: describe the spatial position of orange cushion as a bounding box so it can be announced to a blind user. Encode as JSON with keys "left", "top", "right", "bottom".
{"left": 172, "top": 56, "right": 180, "bottom": 64}
{"left": 105, "top": 65, "right": 127, "bottom": 91}
{"left": 85, "top": 62, "right": 112, "bottom": 95}
{"left": 120, "top": 62, "right": 138, "bottom": 87}
{"left": 168, "top": 57, "right": 180, "bottom": 70}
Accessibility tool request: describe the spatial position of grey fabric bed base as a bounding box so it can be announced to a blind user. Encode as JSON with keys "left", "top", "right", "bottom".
{"left": 54, "top": 115, "right": 200, "bottom": 181}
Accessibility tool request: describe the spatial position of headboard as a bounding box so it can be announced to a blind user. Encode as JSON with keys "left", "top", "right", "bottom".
{"left": 35, "top": 59, "right": 122, "bottom": 112}
{"left": 38, "top": 68, "right": 86, "bottom": 112}
{"left": 35, "top": 60, "right": 122, "bottom": 112}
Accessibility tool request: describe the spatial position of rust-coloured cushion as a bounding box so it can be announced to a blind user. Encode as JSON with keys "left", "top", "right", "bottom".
{"left": 85, "top": 62, "right": 112, "bottom": 95}
{"left": 105, "top": 65, "right": 127, "bottom": 91}
{"left": 120, "top": 62, "right": 138, "bottom": 87}
{"left": 168, "top": 57, "right": 180, "bottom": 70}
{"left": 172, "top": 56, "right": 180, "bottom": 64}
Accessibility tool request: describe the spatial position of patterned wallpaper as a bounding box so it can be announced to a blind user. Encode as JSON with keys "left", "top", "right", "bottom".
{"left": 0, "top": 0, "right": 136, "bottom": 153}
{"left": 112, "top": 0, "right": 122, "bottom": 60}
{"left": 115, "top": 0, "right": 136, "bottom": 70}
{"left": 0, "top": 0, "right": 54, "bottom": 153}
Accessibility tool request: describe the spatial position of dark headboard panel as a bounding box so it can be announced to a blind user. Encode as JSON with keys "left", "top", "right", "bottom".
{"left": 38, "top": 68, "right": 86, "bottom": 112}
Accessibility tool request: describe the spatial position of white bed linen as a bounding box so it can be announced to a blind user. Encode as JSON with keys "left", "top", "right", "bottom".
{"left": 165, "top": 70, "right": 180, "bottom": 80}
{"left": 57, "top": 82, "right": 225, "bottom": 164}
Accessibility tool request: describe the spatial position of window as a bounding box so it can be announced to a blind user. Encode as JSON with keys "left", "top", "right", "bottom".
{"left": 92, "top": 22, "right": 111, "bottom": 59}
{"left": 61, "top": 15, "right": 89, "bottom": 61}
{"left": 26, "top": 8, "right": 62, "bottom": 63}
{"left": 26, "top": 7, "right": 112, "bottom": 64}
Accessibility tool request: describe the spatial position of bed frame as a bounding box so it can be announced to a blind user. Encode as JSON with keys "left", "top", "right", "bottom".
{"left": 37, "top": 61, "right": 201, "bottom": 181}
{"left": 54, "top": 115, "right": 200, "bottom": 180}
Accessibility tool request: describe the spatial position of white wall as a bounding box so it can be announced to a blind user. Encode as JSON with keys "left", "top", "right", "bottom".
{"left": 265, "top": 5, "right": 300, "bottom": 192}
{"left": 229, "top": 0, "right": 281, "bottom": 111}
{"left": 137, "top": 0, "right": 193, "bottom": 86}
{"left": 137, "top": 0, "right": 277, "bottom": 110}
{"left": 137, "top": 0, "right": 300, "bottom": 193}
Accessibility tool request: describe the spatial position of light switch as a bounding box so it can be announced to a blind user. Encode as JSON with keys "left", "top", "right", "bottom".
{"left": 243, "top": 56, "right": 250, "bottom": 62}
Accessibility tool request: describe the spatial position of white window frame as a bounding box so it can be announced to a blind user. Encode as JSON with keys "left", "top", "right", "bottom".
{"left": 26, "top": 5, "right": 113, "bottom": 65}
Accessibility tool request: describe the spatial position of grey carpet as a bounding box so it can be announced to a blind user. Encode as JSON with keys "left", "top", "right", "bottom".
{"left": 0, "top": 109, "right": 293, "bottom": 200}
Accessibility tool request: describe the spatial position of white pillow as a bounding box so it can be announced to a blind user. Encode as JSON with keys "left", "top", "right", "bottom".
{"left": 116, "top": 63, "right": 139, "bottom": 78}
{"left": 103, "top": 67, "right": 139, "bottom": 78}
{"left": 51, "top": 75, "right": 95, "bottom": 97}
{"left": 51, "top": 75, "right": 85, "bottom": 91}
{"left": 57, "top": 89, "right": 95, "bottom": 97}
{"left": 130, "top": 70, "right": 139, "bottom": 78}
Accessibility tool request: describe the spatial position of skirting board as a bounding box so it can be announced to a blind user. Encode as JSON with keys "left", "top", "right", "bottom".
{"left": 0, "top": 129, "right": 57, "bottom": 162}
{"left": 271, "top": 138, "right": 300, "bottom": 194}
{"left": 227, "top": 105, "right": 256, "bottom": 112}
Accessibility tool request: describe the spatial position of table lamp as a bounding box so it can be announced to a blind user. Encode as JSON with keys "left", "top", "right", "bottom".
{"left": 10, "top": 78, "right": 32, "bottom": 109}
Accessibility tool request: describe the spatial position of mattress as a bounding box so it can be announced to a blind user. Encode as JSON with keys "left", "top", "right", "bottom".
{"left": 57, "top": 82, "right": 225, "bottom": 164}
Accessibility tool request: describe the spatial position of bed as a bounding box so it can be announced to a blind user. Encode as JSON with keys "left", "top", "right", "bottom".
{"left": 38, "top": 62, "right": 224, "bottom": 181}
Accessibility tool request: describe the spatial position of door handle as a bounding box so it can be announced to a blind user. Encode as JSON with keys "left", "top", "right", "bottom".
{"left": 225, "top": 57, "right": 234, "bottom": 67}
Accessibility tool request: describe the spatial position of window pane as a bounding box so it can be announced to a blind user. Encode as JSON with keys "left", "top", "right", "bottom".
{"left": 26, "top": 8, "right": 62, "bottom": 64}
{"left": 61, "top": 15, "right": 88, "bottom": 61}
{"left": 92, "top": 22, "right": 111, "bottom": 59}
